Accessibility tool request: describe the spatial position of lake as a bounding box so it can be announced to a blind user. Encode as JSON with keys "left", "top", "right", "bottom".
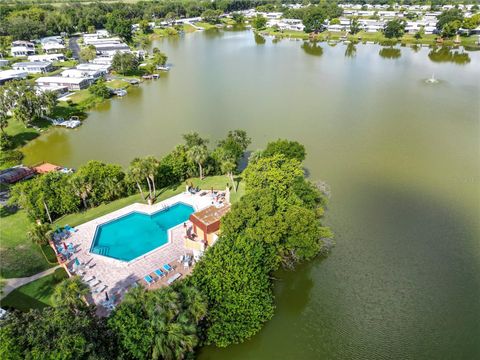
{"left": 23, "top": 30, "right": 480, "bottom": 359}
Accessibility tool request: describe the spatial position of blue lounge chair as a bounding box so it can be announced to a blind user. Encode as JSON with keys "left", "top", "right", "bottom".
{"left": 154, "top": 269, "right": 165, "bottom": 278}
{"left": 163, "top": 264, "right": 173, "bottom": 272}
{"left": 144, "top": 275, "right": 155, "bottom": 285}
{"left": 65, "top": 225, "right": 78, "bottom": 233}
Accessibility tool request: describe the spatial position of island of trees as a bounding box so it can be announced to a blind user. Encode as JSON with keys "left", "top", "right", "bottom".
{"left": 0, "top": 133, "right": 332, "bottom": 359}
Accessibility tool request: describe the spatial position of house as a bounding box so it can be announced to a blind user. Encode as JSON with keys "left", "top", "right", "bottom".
{"left": 0, "top": 59, "right": 9, "bottom": 67}
{"left": 36, "top": 76, "right": 90, "bottom": 91}
{"left": 93, "top": 43, "right": 131, "bottom": 55}
{"left": 12, "top": 61, "right": 54, "bottom": 74}
{"left": 61, "top": 68, "right": 105, "bottom": 80}
{"left": 10, "top": 41, "right": 35, "bottom": 57}
{"left": 28, "top": 54, "right": 65, "bottom": 62}
{"left": 188, "top": 204, "right": 231, "bottom": 246}
{"left": 0, "top": 165, "right": 36, "bottom": 184}
{"left": 76, "top": 63, "right": 111, "bottom": 72}
{"left": 91, "top": 56, "right": 114, "bottom": 65}
{"left": 43, "top": 42, "right": 66, "bottom": 54}
{"left": 0, "top": 70, "right": 28, "bottom": 85}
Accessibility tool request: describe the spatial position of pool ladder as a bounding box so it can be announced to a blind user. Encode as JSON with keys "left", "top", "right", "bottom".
{"left": 93, "top": 246, "right": 110, "bottom": 256}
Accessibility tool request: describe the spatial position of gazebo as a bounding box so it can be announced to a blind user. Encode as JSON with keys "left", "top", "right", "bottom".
{"left": 189, "top": 204, "right": 231, "bottom": 246}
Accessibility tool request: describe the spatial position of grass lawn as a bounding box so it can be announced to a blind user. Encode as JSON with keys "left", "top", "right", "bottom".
{"left": 0, "top": 268, "right": 68, "bottom": 311}
{"left": 106, "top": 79, "right": 131, "bottom": 90}
{"left": 55, "top": 175, "right": 244, "bottom": 228}
{"left": 0, "top": 176, "right": 244, "bottom": 279}
{"left": 0, "top": 208, "right": 55, "bottom": 278}
{"left": 4, "top": 117, "right": 50, "bottom": 149}
{"left": 196, "top": 22, "right": 218, "bottom": 30}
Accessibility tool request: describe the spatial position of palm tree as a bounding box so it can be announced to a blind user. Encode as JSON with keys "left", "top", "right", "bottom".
{"left": 144, "top": 156, "right": 159, "bottom": 200}
{"left": 178, "top": 284, "right": 207, "bottom": 324}
{"left": 104, "top": 176, "right": 124, "bottom": 201}
{"left": 127, "top": 158, "right": 147, "bottom": 201}
{"left": 152, "top": 319, "right": 198, "bottom": 360}
{"left": 27, "top": 223, "right": 52, "bottom": 246}
{"left": 52, "top": 276, "right": 89, "bottom": 311}
{"left": 70, "top": 175, "right": 91, "bottom": 209}
{"left": 187, "top": 145, "right": 208, "bottom": 179}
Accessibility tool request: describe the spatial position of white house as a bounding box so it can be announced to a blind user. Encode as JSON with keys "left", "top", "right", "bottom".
{"left": 61, "top": 68, "right": 105, "bottom": 80}
{"left": 28, "top": 54, "right": 65, "bottom": 62}
{"left": 76, "top": 63, "right": 111, "bottom": 72}
{"left": 0, "top": 70, "right": 28, "bottom": 85}
{"left": 10, "top": 41, "right": 35, "bottom": 57}
{"left": 35, "top": 76, "right": 90, "bottom": 91}
{"left": 43, "top": 42, "right": 66, "bottom": 54}
{"left": 12, "top": 61, "right": 54, "bottom": 74}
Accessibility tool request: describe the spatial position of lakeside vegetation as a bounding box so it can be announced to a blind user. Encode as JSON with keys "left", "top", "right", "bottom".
{"left": 0, "top": 134, "right": 332, "bottom": 359}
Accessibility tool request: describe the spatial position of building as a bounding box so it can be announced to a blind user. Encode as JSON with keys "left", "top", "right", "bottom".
{"left": 76, "top": 63, "right": 111, "bottom": 72}
{"left": 93, "top": 43, "right": 131, "bottom": 55}
{"left": 0, "top": 165, "right": 36, "bottom": 184}
{"left": 36, "top": 76, "right": 90, "bottom": 91}
{"left": 61, "top": 68, "right": 105, "bottom": 80}
{"left": 12, "top": 61, "right": 53, "bottom": 74}
{"left": 0, "top": 70, "right": 28, "bottom": 85}
{"left": 188, "top": 204, "right": 231, "bottom": 246}
{"left": 43, "top": 42, "right": 66, "bottom": 54}
{"left": 10, "top": 41, "right": 35, "bottom": 57}
{"left": 28, "top": 54, "right": 65, "bottom": 62}
{"left": 91, "top": 56, "right": 114, "bottom": 65}
{"left": 0, "top": 59, "right": 9, "bottom": 67}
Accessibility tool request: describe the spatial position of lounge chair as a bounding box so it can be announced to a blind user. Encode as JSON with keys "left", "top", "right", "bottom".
{"left": 154, "top": 269, "right": 165, "bottom": 278}
{"left": 144, "top": 275, "right": 155, "bottom": 286}
{"left": 83, "top": 275, "right": 95, "bottom": 282}
{"left": 163, "top": 264, "right": 173, "bottom": 272}
{"left": 65, "top": 225, "right": 78, "bottom": 233}
{"left": 89, "top": 279, "right": 101, "bottom": 287}
{"left": 167, "top": 273, "right": 181, "bottom": 285}
{"left": 93, "top": 284, "right": 107, "bottom": 294}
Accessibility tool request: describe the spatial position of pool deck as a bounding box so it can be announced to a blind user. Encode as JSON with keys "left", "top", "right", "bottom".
{"left": 62, "top": 192, "right": 216, "bottom": 311}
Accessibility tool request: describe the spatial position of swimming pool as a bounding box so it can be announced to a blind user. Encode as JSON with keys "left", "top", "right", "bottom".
{"left": 90, "top": 202, "right": 194, "bottom": 262}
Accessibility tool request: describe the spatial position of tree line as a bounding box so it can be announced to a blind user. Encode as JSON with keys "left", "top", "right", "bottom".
{"left": 8, "top": 130, "right": 251, "bottom": 225}
{"left": 0, "top": 137, "right": 333, "bottom": 359}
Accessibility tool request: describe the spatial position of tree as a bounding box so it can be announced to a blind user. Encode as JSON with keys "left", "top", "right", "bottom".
{"left": 436, "top": 8, "right": 464, "bottom": 32}
{"left": 89, "top": 80, "right": 111, "bottom": 99}
{"left": 350, "top": 17, "right": 362, "bottom": 34}
{"left": 262, "top": 139, "right": 306, "bottom": 162}
{"left": 151, "top": 47, "right": 168, "bottom": 67}
{"left": 303, "top": 7, "right": 327, "bottom": 33}
{"left": 244, "top": 154, "right": 303, "bottom": 195}
{"left": 106, "top": 11, "right": 133, "bottom": 41}
{"left": 27, "top": 222, "right": 51, "bottom": 245}
{"left": 251, "top": 15, "right": 267, "bottom": 30}
{"left": 231, "top": 12, "right": 245, "bottom": 24}
{"left": 111, "top": 52, "right": 139, "bottom": 75}
{"left": 182, "top": 131, "right": 209, "bottom": 148}
{"left": 217, "top": 148, "right": 237, "bottom": 191}
{"left": 414, "top": 27, "right": 425, "bottom": 40}
{"left": 384, "top": 19, "right": 406, "bottom": 39}
{"left": 139, "top": 19, "right": 152, "bottom": 34}
{"left": 52, "top": 276, "right": 89, "bottom": 311}
{"left": 188, "top": 145, "right": 208, "bottom": 179}
{"left": 80, "top": 44, "right": 96, "bottom": 62}
{"left": 201, "top": 9, "right": 222, "bottom": 24}
{"left": 462, "top": 14, "right": 480, "bottom": 31}
{"left": 109, "top": 284, "right": 206, "bottom": 359}
{"left": 217, "top": 129, "right": 251, "bottom": 163}
{"left": 441, "top": 20, "right": 461, "bottom": 38}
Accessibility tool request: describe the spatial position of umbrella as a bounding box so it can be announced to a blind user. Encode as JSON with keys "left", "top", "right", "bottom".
{"left": 63, "top": 242, "right": 68, "bottom": 250}
{"left": 105, "top": 292, "right": 109, "bottom": 302}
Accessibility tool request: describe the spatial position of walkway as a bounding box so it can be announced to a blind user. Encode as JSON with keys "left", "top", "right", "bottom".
{"left": 1, "top": 265, "right": 61, "bottom": 300}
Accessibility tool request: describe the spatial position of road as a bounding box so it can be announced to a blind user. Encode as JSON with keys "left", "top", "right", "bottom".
{"left": 68, "top": 36, "right": 82, "bottom": 61}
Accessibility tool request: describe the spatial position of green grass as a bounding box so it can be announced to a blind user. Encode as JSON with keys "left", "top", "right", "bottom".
{"left": 53, "top": 59, "right": 78, "bottom": 67}
{"left": 196, "top": 22, "right": 218, "bottom": 30}
{"left": 0, "top": 208, "right": 54, "bottom": 278}
{"left": 4, "top": 117, "right": 50, "bottom": 149}
{"left": 56, "top": 175, "right": 244, "bottom": 228}
{"left": 106, "top": 79, "right": 131, "bottom": 90}
{"left": 0, "top": 268, "right": 68, "bottom": 311}
{"left": 0, "top": 176, "right": 244, "bottom": 279}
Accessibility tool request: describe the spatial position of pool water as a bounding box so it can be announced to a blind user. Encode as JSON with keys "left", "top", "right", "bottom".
{"left": 90, "top": 203, "right": 194, "bottom": 262}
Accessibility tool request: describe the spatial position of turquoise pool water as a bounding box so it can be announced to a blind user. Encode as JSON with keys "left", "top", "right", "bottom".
{"left": 90, "top": 202, "right": 194, "bottom": 262}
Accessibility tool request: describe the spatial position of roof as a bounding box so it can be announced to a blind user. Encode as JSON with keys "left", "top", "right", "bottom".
{"left": 0, "top": 166, "right": 35, "bottom": 184}
{"left": 33, "top": 163, "right": 61, "bottom": 174}
{"left": 190, "top": 205, "right": 230, "bottom": 234}
{"left": 13, "top": 61, "right": 52, "bottom": 68}
{"left": 36, "top": 76, "right": 88, "bottom": 84}
{"left": 0, "top": 70, "right": 28, "bottom": 81}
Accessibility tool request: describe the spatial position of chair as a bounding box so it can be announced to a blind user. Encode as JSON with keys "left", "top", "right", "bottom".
{"left": 163, "top": 264, "right": 173, "bottom": 272}
{"left": 154, "top": 269, "right": 165, "bottom": 278}
{"left": 144, "top": 275, "right": 155, "bottom": 286}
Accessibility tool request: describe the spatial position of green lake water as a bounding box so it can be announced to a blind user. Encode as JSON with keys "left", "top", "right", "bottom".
{"left": 22, "top": 30, "right": 480, "bottom": 359}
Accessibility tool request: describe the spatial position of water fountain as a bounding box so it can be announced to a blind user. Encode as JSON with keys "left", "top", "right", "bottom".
{"left": 425, "top": 73, "right": 439, "bottom": 84}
